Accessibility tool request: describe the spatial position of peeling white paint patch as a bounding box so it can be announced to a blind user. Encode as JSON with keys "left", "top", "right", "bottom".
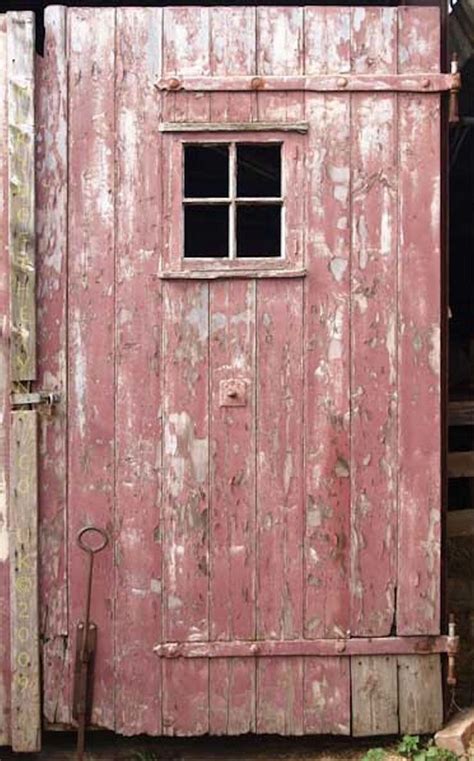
{"left": 211, "top": 312, "right": 226, "bottom": 332}
{"left": 72, "top": 317, "right": 86, "bottom": 439}
{"left": 0, "top": 470, "right": 8, "bottom": 562}
{"left": 428, "top": 325, "right": 440, "bottom": 377}
{"left": 186, "top": 300, "right": 208, "bottom": 342}
{"left": 283, "top": 452, "right": 293, "bottom": 495}
{"left": 329, "top": 257, "right": 347, "bottom": 283}
{"left": 150, "top": 578, "right": 161, "bottom": 594}
{"left": 165, "top": 412, "right": 209, "bottom": 496}
{"left": 386, "top": 311, "right": 397, "bottom": 385}
{"left": 380, "top": 203, "right": 391, "bottom": 257}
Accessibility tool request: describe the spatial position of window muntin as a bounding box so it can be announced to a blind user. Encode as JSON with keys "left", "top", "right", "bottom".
{"left": 183, "top": 142, "right": 282, "bottom": 259}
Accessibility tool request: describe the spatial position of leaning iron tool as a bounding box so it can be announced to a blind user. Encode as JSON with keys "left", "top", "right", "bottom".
{"left": 73, "top": 526, "right": 109, "bottom": 761}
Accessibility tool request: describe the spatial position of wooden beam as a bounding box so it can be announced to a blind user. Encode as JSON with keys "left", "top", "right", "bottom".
{"left": 447, "top": 509, "right": 474, "bottom": 537}
{"left": 9, "top": 411, "right": 40, "bottom": 752}
{"left": 156, "top": 73, "right": 458, "bottom": 94}
{"left": 447, "top": 451, "right": 474, "bottom": 478}
{"left": 159, "top": 269, "right": 307, "bottom": 280}
{"left": 159, "top": 121, "right": 309, "bottom": 133}
{"left": 449, "top": 400, "right": 474, "bottom": 427}
{"left": 7, "top": 11, "right": 36, "bottom": 381}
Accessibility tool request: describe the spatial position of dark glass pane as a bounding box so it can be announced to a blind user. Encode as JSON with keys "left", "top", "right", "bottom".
{"left": 184, "top": 145, "right": 229, "bottom": 198}
{"left": 236, "top": 205, "right": 281, "bottom": 258}
{"left": 184, "top": 205, "right": 229, "bottom": 258}
{"left": 237, "top": 144, "right": 281, "bottom": 197}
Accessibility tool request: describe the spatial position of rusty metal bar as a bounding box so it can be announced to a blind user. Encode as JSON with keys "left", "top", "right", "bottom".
{"left": 154, "top": 635, "right": 459, "bottom": 659}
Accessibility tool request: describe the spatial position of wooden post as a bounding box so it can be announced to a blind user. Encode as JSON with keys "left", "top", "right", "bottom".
{"left": 8, "top": 11, "right": 36, "bottom": 382}
{"left": 9, "top": 412, "right": 40, "bottom": 752}
{"left": 7, "top": 11, "right": 41, "bottom": 752}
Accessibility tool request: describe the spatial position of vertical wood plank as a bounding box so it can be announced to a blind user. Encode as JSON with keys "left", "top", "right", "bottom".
{"left": 68, "top": 8, "right": 116, "bottom": 729}
{"left": 255, "top": 8, "right": 305, "bottom": 734}
{"left": 36, "top": 5, "right": 69, "bottom": 726}
{"left": 162, "top": 8, "right": 210, "bottom": 124}
{"left": 7, "top": 11, "right": 36, "bottom": 381}
{"left": 350, "top": 8, "right": 398, "bottom": 637}
{"left": 209, "top": 8, "right": 256, "bottom": 123}
{"left": 114, "top": 8, "right": 163, "bottom": 736}
{"left": 256, "top": 280, "right": 304, "bottom": 735}
{"left": 207, "top": 8, "right": 257, "bottom": 735}
{"left": 256, "top": 7, "right": 304, "bottom": 122}
{"left": 0, "top": 15, "right": 10, "bottom": 746}
{"left": 9, "top": 411, "right": 40, "bottom": 751}
{"left": 351, "top": 655, "right": 399, "bottom": 736}
{"left": 161, "top": 283, "right": 210, "bottom": 736}
{"left": 303, "top": 8, "right": 352, "bottom": 737}
{"left": 209, "top": 280, "right": 256, "bottom": 734}
{"left": 397, "top": 7, "right": 442, "bottom": 635}
{"left": 161, "top": 8, "right": 211, "bottom": 737}
{"left": 304, "top": 6, "right": 351, "bottom": 640}
{"left": 398, "top": 655, "right": 443, "bottom": 734}
{"left": 303, "top": 657, "right": 350, "bottom": 735}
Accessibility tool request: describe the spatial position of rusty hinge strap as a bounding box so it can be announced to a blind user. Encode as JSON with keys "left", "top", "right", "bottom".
{"left": 156, "top": 73, "right": 458, "bottom": 94}
{"left": 154, "top": 635, "right": 459, "bottom": 659}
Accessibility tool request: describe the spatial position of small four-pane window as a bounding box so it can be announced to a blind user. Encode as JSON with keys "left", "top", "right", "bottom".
{"left": 183, "top": 143, "right": 282, "bottom": 259}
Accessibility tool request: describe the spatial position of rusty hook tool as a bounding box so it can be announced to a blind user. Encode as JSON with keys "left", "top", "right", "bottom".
{"left": 73, "top": 525, "right": 109, "bottom": 761}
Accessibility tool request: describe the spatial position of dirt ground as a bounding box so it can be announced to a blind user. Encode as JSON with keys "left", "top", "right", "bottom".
{"left": 0, "top": 733, "right": 411, "bottom": 761}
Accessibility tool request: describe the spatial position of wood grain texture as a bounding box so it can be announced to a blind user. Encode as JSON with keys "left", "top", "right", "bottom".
{"left": 7, "top": 12, "right": 36, "bottom": 381}
{"left": 304, "top": 6, "right": 351, "bottom": 641}
{"left": 255, "top": 10, "right": 304, "bottom": 734}
{"left": 114, "top": 7, "right": 163, "bottom": 736}
{"left": 351, "top": 655, "right": 398, "bottom": 736}
{"left": 209, "top": 281, "right": 256, "bottom": 733}
{"left": 36, "top": 5, "right": 69, "bottom": 726}
{"left": 161, "top": 8, "right": 211, "bottom": 736}
{"left": 207, "top": 12, "right": 256, "bottom": 734}
{"left": 9, "top": 411, "right": 40, "bottom": 752}
{"left": 0, "top": 13, "right": 11, "bottom": 747}
{"left": 397, "top": 7, "right": 441, "bottom": 636}
{"left": 256, "top": 279, "right": 304, "bottom": 734}
{"left": 303, "top": 7, "right": 352, "bottom": 734}
{"left": 398, "top": 654, "right": 443, "bottom": 734}
{"left": 161, "top": 282, "right": 210, "bottom": 736}
{"left": 303, "top": 658, "right": 350, "bottom": 735}
{"left": 350, "top": 7, "right": 398, "bottom": 637}
{"left": 67, "top": 8, "right": 116, "bottom": 729}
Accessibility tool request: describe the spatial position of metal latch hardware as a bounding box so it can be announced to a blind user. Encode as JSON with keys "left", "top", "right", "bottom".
{"left": 73, "top": 526, "right": 109, "bottom": 761}
{"left": 11, "top": 391, "right": 60, "bottom": 407}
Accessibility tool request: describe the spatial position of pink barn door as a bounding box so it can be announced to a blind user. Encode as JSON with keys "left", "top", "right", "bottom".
{"left": 0, "top": 5, "right": 457, "bottom": 749}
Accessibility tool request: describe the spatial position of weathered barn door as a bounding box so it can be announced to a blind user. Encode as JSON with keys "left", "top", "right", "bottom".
{"left": 0, "top": 5, "right": 457, "bottom": 747}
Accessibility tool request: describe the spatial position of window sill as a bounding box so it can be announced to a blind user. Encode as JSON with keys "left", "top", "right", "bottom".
{"left": 159, "top": 268, "right": 307, "bottom": 280}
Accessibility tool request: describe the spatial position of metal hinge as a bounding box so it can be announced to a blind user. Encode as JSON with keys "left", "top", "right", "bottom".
{"left": 11, "top": 391, "right": 61, "bottom": 408}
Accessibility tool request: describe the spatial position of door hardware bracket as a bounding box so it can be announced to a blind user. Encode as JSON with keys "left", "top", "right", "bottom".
{"left": 11, "top": 390, "right": 61, "bottom": 408}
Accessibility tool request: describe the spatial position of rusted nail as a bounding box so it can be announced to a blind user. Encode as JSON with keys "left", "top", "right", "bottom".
{"left": 168, "top": 77, "right": 181, "bottom": 90}
{"left": 251, "top": 77, "right": 264, "bottom": 90}
{"left": 337, "top": 77, "right": 348, "bottom": 88}
{"left": 422, "top": 79, "right": 431, "bottom": 89}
